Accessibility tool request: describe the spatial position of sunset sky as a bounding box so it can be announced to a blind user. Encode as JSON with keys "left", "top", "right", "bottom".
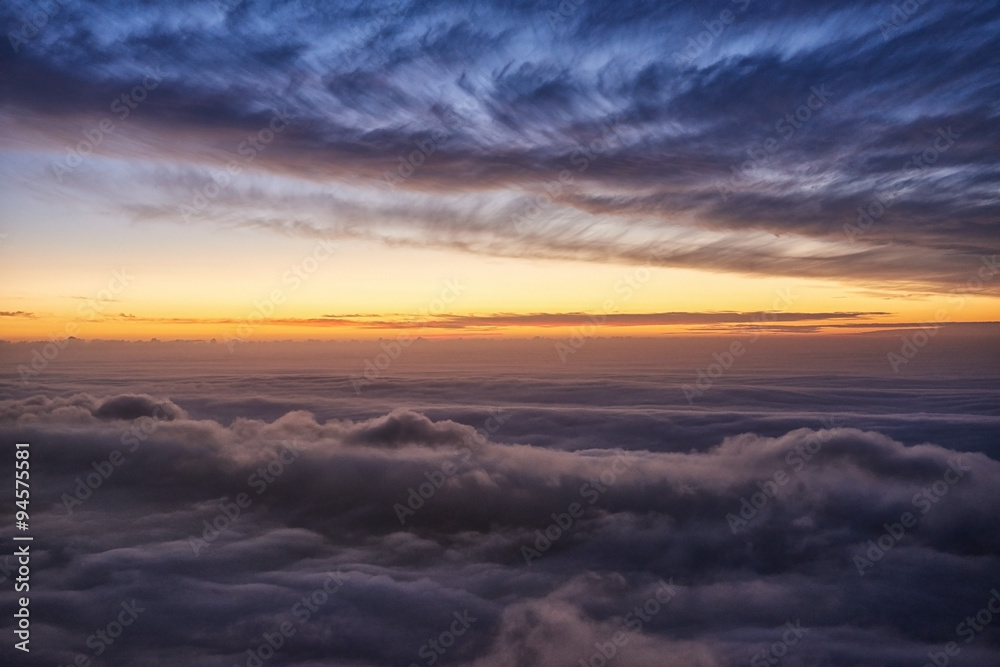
{"left": 2, "top": 0, "right": 998, "bottom": 341}
{"left": 3, "top": 3, "right": 1000, "bottom": 667}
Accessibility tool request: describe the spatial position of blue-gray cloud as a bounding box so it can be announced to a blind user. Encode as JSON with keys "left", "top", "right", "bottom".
{"left": 2, "top": 0, "right": 999, "bottom": 290}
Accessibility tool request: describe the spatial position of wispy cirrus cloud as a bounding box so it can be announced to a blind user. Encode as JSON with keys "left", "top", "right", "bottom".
{"left": 2, "top": 0, "right": 998, "bottom": 293}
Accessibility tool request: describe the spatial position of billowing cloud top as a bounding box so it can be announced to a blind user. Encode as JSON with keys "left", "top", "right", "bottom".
{"left": 1, "top": 340, "right": 999, "bottom": 665}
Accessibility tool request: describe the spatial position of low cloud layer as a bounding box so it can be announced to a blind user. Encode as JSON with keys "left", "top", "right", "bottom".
{"left": 1, "top": 375, "right": 998, "bottom": 665}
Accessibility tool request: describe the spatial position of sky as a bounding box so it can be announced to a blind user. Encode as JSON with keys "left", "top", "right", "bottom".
{"left": 1, "top": 0, "right": 999, "bottom": 340}
{"left": 1, "top": 2, "right": 1000, "bottom": 666}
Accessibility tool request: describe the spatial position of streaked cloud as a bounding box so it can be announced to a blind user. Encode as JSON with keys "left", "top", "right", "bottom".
{"left": 2, "top": 0, "right": 998, "bottom": 294}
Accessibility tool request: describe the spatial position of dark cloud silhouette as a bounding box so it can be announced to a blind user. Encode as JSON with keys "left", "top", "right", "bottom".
{"left": 93, "top": 394, "right": 186, "bottom": 421}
